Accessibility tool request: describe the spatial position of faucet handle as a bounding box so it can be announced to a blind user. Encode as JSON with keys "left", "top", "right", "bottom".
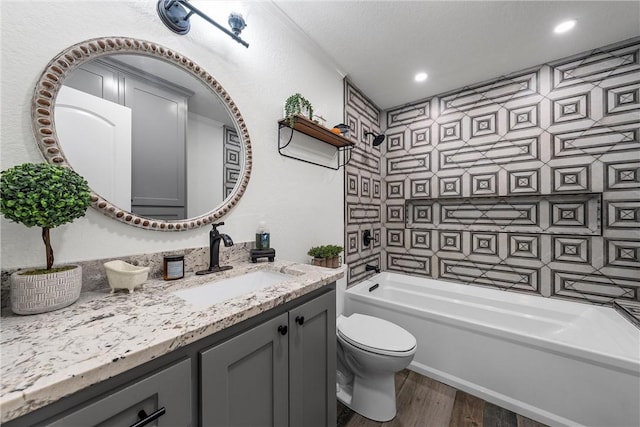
{"left": 211, "top": 222, "right": 225, "bottom": 230}
{"left": 365, "top": 264, "right": 380, "bottom": 274}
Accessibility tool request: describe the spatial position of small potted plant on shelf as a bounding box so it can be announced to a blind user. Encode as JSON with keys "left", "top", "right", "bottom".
{"left": 0, "top": 163, "right": 92, "bottom": 315}
{"left": 308, "top": 244, "right": 343, "bottom": 269}
{"left": 284, "top": 93, "right": 314, "bottom": 128}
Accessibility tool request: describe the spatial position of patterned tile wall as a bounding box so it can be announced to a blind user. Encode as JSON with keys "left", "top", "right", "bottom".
{"left": 223, "top": 126, "right": 241, "bottom": 198}
{"left": 344, "top": 80, "right": 383, "bottom": 283}
{"left": 346, "top": 37, "right": 640, "bottom": 305}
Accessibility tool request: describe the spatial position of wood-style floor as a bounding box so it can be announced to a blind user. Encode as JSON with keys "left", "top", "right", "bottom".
{"left": 337, "top": 370, "right": 548, "bottom": 427}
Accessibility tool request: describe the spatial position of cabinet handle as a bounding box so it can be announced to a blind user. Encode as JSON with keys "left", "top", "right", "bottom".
{"left": 278, "top": 325, "right": 288, "bottom": 335}
{"left": 130, "top": 407, "right": 166, "bottom": 427}
{"left": 295, "top": 316, "right": 305, "bottom": 325}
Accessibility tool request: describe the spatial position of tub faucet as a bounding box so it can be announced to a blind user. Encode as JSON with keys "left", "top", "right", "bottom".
{"left": 196, "top": 222, "right": 234, "bottom": 275}
{"left": 365, "top": 264, "right": 380, "bottom": 274}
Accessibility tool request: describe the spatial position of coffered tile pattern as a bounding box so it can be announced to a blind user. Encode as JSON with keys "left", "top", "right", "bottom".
{"left": 223, "top": 126, "right": 241, "bottom": 198}
{"left": 344, "top": 80, "right": 383, "bottom": 284}
{"left": 382, "top": 37, "right": 640, "bottom": 305}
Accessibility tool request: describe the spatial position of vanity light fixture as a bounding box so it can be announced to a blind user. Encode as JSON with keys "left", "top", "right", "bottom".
{"left": 554, "top": 19, "right": 576, "bottom": 34}
{"left": 156, "top": 0, "right": 249, "bottom": 48}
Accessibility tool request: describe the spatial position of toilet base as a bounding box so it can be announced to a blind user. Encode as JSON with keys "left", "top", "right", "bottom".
{"left": 337, "top": 382, "right": 353, "bottom": 406}
{"left": 336, "top": 374, "right": 397, "bottom": 422}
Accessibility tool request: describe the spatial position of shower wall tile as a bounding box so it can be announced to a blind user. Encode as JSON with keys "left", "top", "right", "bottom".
{"left": 372, "top": 179, "right": 381, "bottom": 199}
{"left": 471, "top": 233, "right": 498, "bottom": 255}
{"left": 550, "top": 269, "right": 638, "bottom": 303}
{"left": 552, "top": 236, "right": 591, "bottom": 264}
{"left": 549, "top": 42, "right": 640, "bottom": 90}
{"left": 346, "top": 230, "right": 359, "bottom": 256}
{"left": 410, "top": 229, "right": 432, "bottom": 250}
{"left": 386, "top": 203, "right": 405, "bottom": 224}
{"left": 387, "top": 228, "right": 405, "bottom": 248}
{"left": 347, "top": 202, "right": 381, "bottom": 224}
{"left": 438, "top": 68, "right": 540, "bottom": 115}
{"left": 387, "top": 153, "right": 431, "bottom": 175}
{"left": 348, "top": 253, "right": 383, "bottom": 284}
{"left": 606, "top": 239, "right": 640, "bottom": 269}
{"left": 605, "top": 199, "right": 640, "bottom": 228}
{"left": 346, "top": 82, "right": 381, "bottom": 124}
{"left": 508, "top": 234, "right": 540, "bottom": 259}
{"left": 405, "top": 194, "right": 602, "bottom": 235}
{"left": 344, "top": 80, "right": 384, "bottom": 283}
{"left": 438, "top": 258, "right": 540, "bottom": 293}
{"left": 349, "top": 146, "right": 381, "bottom": 175}
{"left": 508, "top": 169, "right": 540, "bottom": 194}
{"left": 605, "top": 160, "right": 640, "bottom": 191}
{"left": 387, "top": 252, "right": 431, "bottom": 275}
{"left": 379, "top": 37, "right": 640, "bottom": 305}
{"left": 409, "top": 176, "right": 432, "bottom": 198}
{"left": 387, "top": 100, "right": 430, "bottom": 127}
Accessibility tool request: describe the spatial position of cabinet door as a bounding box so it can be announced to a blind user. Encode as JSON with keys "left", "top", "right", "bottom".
{"left": 125, "top": 76, "right": 187, "bottom": 219}
{"left": 201, "top": 313, "right": 289, "bottom": 427}
{"left": 289, "top": 290, "right": 337, "bottom": 427}
{"left": 45, "top": 359, "right": 191, "bottom": 427}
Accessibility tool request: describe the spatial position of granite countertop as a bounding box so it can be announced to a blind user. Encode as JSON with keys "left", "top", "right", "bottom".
{"left": 0, "top": 260, "right": 342, "bottom": 423}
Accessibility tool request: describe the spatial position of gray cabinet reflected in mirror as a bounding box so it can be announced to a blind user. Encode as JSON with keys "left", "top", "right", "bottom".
{"left": 32, "top": 37, "right": 252, "bottom": 231}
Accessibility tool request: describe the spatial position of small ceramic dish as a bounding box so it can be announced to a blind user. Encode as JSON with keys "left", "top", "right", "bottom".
{"left": 104, "top": 260, "right": 150, "bottom": 293}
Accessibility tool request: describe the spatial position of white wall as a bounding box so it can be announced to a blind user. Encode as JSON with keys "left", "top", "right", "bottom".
{"left": 0, "top": 1, "right": 345, "bottom": 269}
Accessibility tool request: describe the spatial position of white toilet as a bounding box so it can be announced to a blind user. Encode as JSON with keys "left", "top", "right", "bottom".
{"left": 335, "top": 265, "right": 417, "bottom": 422}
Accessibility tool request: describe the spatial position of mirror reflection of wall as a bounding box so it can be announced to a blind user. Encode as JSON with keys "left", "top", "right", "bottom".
{"left": 223, "top": 126, "right": 241, "bottom": 198}
{"left": 55, "top": 54, "right": 241, "bottom": 220}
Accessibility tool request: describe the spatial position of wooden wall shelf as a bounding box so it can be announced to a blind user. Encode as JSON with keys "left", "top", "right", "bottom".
{"left": 278, "top": 115, "right": 355, "bottom": 148}
{"left": 277, "top": 115, "right": 354, "bottom": 170}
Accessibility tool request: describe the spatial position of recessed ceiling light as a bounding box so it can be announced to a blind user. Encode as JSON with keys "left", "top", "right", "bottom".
{"left": 415, "top": 72, "right": 428, "bottom": 82}
{"left": 554, "top": 19, "right": 576, "bottom": 34}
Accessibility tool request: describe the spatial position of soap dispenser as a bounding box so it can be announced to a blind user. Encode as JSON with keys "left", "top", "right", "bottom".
{"left": 250, "top": 221, "right": 276, "bottom": 263}
{"left": 255, "top": 221, "right": 270, "bottom": 250}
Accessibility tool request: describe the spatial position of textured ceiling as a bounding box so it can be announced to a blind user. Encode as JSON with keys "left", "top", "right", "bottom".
{"left": 274, "top": 1, "right": 640, "bottom": 109}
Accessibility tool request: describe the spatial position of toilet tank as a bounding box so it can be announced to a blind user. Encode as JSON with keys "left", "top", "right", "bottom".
{"left": 336, "top": 264, "right": 349, "bottom": 317}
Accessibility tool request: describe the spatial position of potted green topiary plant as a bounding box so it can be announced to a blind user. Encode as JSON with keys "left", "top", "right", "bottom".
{"left": 308, "top": 244, "right": 343, "bottom": 269}
{"left": 0, "top": 163, "right": 92, "bottom": 315}
{"left": 284, "top": 93, "right": 314, "bottom": 128}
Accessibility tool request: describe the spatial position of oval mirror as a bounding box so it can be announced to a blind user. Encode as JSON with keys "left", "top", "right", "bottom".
{"left": 32, "top": 37, "right": 252, "bottom": 231}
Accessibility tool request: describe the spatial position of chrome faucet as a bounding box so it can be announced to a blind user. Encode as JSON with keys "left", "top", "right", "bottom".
{"left": 196, "top": 222, "right": 234, "bottom": 275}
{"left": 365, "top": 264, "right": 380, "bottom": 274}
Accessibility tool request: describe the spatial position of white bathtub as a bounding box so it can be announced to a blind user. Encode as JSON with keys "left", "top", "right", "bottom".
{"left": 344, "top": 272, "right": 640, "bottom": 427}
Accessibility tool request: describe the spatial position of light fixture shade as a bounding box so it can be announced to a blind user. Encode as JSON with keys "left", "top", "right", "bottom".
{"left": 228, "top": 12, "right": 246, "bottom": 36}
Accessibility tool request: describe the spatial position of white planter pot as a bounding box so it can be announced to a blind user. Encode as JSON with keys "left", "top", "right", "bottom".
{"left": 10, "top": 265, "right": 82, "bottom": 315}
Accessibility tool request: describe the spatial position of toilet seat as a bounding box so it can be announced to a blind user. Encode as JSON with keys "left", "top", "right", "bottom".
{"left": 337, "top": 314, "right": 416, "bottom": 357}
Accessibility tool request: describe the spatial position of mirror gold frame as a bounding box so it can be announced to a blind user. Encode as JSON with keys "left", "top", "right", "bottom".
{"left": 31, "top": 37, "right": 252, "bottom": 231}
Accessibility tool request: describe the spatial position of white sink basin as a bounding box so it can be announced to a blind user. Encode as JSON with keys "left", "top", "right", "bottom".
{"left": 172, "top": 270, "right": 293, "bottom": 307}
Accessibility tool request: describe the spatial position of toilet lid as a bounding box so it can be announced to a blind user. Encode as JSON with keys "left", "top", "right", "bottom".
{"left": 337, "top": 313, "right": 416, "bottom": 355}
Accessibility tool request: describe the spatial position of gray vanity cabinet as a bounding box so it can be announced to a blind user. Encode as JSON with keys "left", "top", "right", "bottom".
{"left": 201, "top": 313, "right": 289, "bottom": 426}
{"left": 5, "top": 286, "right": 336, "bottom": 427}
{"left": 200, "top": 290, "right": 336, "bottom": 427}
{"left": 289, "top": 291, "right": 337, "bottom": 427}
{"left": 45, "top": 359, "right": 191, "bottom": 427}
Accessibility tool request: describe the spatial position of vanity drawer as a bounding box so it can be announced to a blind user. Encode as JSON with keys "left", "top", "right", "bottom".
{"left": 44, "top": 359, "right": 191, "bottom": 427}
